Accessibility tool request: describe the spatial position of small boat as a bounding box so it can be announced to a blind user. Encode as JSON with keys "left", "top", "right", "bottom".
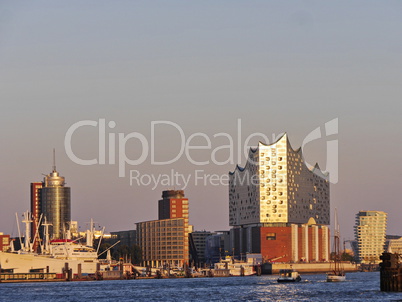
{"left": 326, "top": 208, "right": 346, "bottom": 282}
{"left": 277, "top": 269, "right": 301, "bottom": 282}
{"left": 326, "top": 271, "right": 346, "bottom": 282}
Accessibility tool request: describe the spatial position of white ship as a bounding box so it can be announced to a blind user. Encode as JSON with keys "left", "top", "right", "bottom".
{"left": 0, "top": 212, "right": 103, "bottom": 275}
{"left": 213, "top": 256, "right": 256, "bottom": 276}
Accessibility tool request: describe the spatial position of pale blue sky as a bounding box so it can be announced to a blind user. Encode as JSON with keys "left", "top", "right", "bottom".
{"left": 1, "top": 1, "right": 401, "bottom": 241}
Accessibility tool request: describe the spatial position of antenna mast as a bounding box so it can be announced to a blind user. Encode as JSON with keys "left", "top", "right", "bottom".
{"left": 52, "top": 148, "right": 56, "bottom": 172}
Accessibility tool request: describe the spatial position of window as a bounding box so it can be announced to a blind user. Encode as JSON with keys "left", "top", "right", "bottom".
{"left": 266, "top": 233, "right": 276, "bottom": 240}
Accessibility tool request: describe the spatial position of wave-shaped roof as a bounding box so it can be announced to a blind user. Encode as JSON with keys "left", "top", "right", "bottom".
{"left": 229, "top": 133, "right": 328, "bottom": 179}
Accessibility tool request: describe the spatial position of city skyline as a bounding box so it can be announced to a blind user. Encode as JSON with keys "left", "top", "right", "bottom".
{"left": 1, "top": 1, "right": 401, "bottom": 242}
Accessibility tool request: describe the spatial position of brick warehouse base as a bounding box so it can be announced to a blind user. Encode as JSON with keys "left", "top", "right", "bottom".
{"left": 231, "top": 224, "right": 330, "bottom": 263}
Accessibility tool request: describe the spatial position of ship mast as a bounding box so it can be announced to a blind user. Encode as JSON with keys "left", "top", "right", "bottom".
{"left": 42, "top": 217, "right": 52, "bottom": 254}
{"left": 334, "top": 208, "right": 341, "bottom": 273}
{"left": 22, "top": 211, "right": 33, "bottom": 252}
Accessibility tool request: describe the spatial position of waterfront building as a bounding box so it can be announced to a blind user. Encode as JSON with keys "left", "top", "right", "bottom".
{"left": 354, "top": 211, "right": 387, "bottom": 264}
{"left": 204, "top": 231, "right": 231, "bottom": 265}
{"left": 110, "top": 230, "right": 137, "bottom": 247}
{"left": 228, "top": 133, "right": 330, "bottom": 263}
{"left": 189, "top": 230, "right": 215, "bottom": 266}
{"left": 40, "top": 164, "right": 71, "bottom": 239}
{"left": 136, "top": 190, "right": 190, "bottom": 268}
{"left": 385, "top": 236, "right": 402, "bottom": 254}
{"left": 137, "top": 218, "right": 188, "bottom": 268}
{"left": 30, "top": 158, "right": 71, "bottom": 241}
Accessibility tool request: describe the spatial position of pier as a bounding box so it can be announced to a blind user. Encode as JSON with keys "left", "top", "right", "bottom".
{"left": 380, "top": 252, "right": 402, "bottom": 292}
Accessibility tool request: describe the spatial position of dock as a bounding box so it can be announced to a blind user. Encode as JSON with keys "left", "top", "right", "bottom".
{"left": 380, "top": 252, "right": 402, "bottom": 292}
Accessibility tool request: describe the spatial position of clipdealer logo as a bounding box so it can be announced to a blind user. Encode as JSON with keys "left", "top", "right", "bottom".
{"left": 64, "top": 118, "right": 338, "bottom": 189}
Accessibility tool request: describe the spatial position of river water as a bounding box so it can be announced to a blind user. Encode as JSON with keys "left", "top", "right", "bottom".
{"left": 1, "top": 272, "right": 401, "bottom": 301}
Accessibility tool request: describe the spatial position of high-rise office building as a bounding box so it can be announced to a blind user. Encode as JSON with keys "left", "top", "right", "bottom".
{"left": 229, "top": 134, "right": 330, "bottom": 262}
{"left": 158, "top": 190, "right": 189, "bottom": 221}
{"left": 354, "top": 210, "right": 387, "bottom": 264}
{"left": 40, "top": 164, "right": 71, "bottom": 239}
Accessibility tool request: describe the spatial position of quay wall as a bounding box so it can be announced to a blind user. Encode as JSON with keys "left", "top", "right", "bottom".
{"left": 262, "top": 262, "right": 359, "bottom": 274}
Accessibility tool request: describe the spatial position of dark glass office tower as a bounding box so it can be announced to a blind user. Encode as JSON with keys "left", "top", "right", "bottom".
{"left": 40, "top": 166, "right": 71, "bottom": 239}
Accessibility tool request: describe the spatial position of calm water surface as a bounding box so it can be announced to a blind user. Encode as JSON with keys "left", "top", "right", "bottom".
{"left": 1, "top": 272, "right": 401, "bottom": 302}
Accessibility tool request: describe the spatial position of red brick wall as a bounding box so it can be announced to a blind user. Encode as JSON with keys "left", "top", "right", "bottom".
{"left": 259, "top": 225, "right": 329, "bottom": 263}
{"left": 260, "top": 227, "right": 293, "bottom": 262}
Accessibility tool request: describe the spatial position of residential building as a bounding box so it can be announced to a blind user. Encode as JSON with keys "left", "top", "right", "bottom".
{"left": 385, "top": 235, "right": 402, "bottom": 254}
{"left": 354, "top": 211, "right": 387, "bottom": 264}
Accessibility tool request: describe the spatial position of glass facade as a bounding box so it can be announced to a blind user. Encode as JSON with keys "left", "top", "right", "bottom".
{"left": 41, "top": 186, "right": 71, "bottom": 239}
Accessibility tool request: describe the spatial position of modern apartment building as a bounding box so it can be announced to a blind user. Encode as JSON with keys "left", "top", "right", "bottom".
{"left": 354, "top": 210, "right": 387, "bottom": 264}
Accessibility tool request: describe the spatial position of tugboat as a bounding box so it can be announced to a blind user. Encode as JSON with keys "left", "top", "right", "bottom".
{"left": 277, "top": 269, "right": 301, "bottom": 282}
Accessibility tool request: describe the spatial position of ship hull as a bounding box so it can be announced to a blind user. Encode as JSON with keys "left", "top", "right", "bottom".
{"left": 0, "top": 251, "right": 98, "bottom": 275}
{"left": 326, "top": 274, "right": 346, "bottom": 282}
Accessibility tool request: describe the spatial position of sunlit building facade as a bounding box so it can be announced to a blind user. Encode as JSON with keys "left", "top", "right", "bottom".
{"left": 137, "top": 190, "right": 190, "bottom": 268}
{"left": 354, "top": 211, "right": 387, "bottom": 264}
{"left": 40, "top": 167, "right": 71, "bottom": 239}
{"left": 158, "top": 190, "right": 189, "bottom": 222}
{"left": 137, "top": 218, "right": 188, "bottom": 268}
{"left": 229, "top": 134, "right": 330, "bottom": 262}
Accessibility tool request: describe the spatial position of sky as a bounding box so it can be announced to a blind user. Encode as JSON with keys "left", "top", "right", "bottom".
{"left": 1, "top": 1, "right": 401, "bottom": 243}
